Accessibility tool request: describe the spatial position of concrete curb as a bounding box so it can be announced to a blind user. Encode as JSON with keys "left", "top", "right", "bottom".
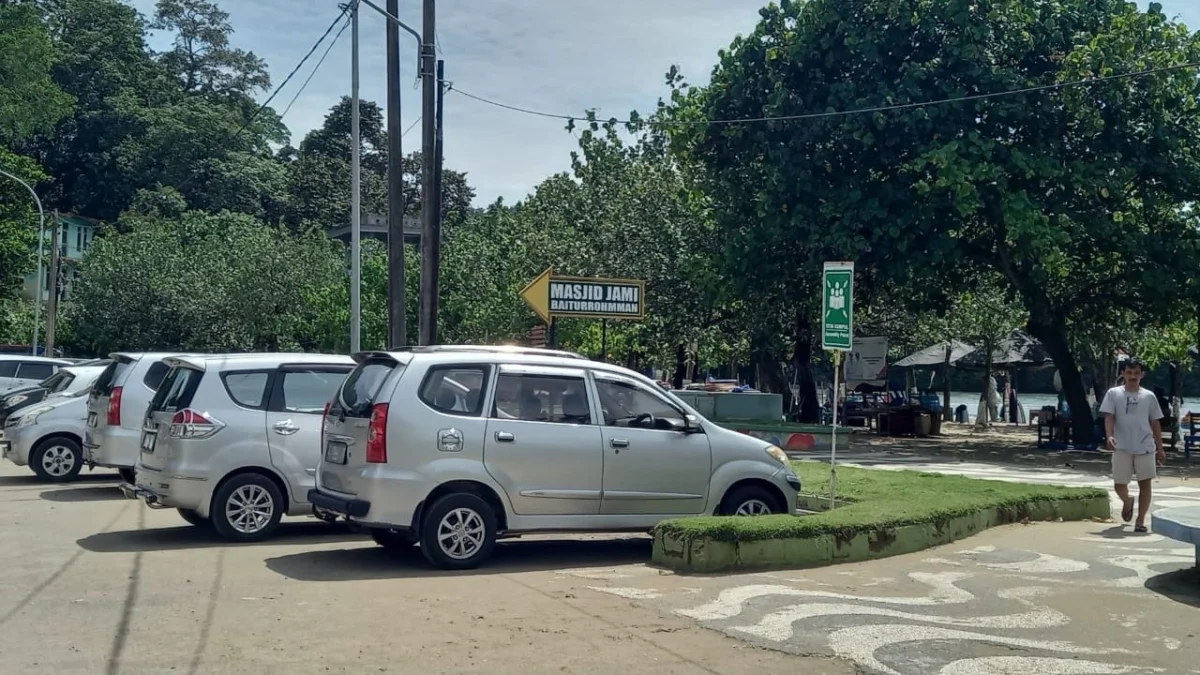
{"left": 651, "top": 495, "right": 1110, "bottom": 574}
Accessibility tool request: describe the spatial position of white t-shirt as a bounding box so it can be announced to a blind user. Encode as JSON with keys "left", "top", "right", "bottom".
{"left": 1099, "top": 386, "right": 1163, "bottom": 454}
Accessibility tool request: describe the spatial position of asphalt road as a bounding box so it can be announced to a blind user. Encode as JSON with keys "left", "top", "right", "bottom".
{"left": 0, "top": 462, "right": 851, "bottom": 675}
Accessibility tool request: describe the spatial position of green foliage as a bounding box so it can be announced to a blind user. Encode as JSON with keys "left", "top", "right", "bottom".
{"left": 653, "top": 463, "right": 1106, "bottom": 544}
{"left": 0, "top": 2, "right": 73, "bottom": 144}
{"left": 67, "top": 211, "right": 344, "bottom": 353}
{"left": 0, "top": 149, "right": 46, "bottom": 297}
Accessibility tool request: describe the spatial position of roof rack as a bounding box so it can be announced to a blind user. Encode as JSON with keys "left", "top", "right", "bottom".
{"left": 383, "top": 344, "right": 588, "bottom": 360}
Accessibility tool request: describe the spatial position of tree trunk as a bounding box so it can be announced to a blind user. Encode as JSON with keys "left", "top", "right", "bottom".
{"left": 792, "top": 313, "right": 821, "bottom": 423}
{"left": 672, "top": 343, "right": 686, "bottom": 389}
{"left": 1028, "top": 320, "right": 1094, "bottom": 445}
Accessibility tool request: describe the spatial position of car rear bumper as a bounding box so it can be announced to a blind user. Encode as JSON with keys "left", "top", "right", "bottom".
{"left": 308, "top": 488, "right": 371, "bottom": 519}
{"left": 123, "top": 466, "right": 211, "bottom": 514}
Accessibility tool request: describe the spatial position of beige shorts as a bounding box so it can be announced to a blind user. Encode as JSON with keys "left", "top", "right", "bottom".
{"left": 1112, "top": 451, "right": 1156, "bottom": 484}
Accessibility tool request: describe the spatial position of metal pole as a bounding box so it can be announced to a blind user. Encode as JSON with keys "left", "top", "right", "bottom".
{"left": 418, "top": 0, "right": 436, "bottom": 345}
{"left": 46, "top": 212, "right": 60, "bottom": 354}
{"left": 385, "top": 0, "right": 406, "bottom": 349}
{"left": 830, "top": 350, "right": 840, "bottom": 510}
{"left": 0, "top": 169, "right": 45, "bottom": 355}
{"left": 429, "top": 58, "right": 445, "bottom": 345}
{"left": 349, "top": 2, "right": 362, "bottom": 354}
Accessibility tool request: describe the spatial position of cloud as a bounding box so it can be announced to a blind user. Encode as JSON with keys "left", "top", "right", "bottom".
{"left": 125, "top": 0, "right": 1200, "bottom": 207}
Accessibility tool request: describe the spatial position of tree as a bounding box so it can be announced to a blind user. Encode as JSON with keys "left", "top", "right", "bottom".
{"left": 67, "top": 210, "right": 345, "bottom": 353}
{"left": 149, "top": 0, "right": 269, "bottom": 98}
{"left": 0, "top": 2, "right": 73, "bottom": 145}
{"left": 668, "top": 0, "right": 1200, "bottom": 440}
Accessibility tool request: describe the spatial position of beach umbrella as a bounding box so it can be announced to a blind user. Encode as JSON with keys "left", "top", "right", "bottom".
{"left": 894, "top": 340, "right": 976, "bottom": 368}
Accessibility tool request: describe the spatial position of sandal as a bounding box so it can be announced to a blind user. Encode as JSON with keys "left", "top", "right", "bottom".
{"left": 1121, "top": 497, "right": 1134, "bottom": 523}
{"left": 1134, "top": 524, "right": 1148, "bottom": 533}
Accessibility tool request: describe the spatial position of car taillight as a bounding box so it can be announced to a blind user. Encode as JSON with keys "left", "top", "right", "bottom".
{"left": 107, "top": 386, "right": 123, "bottom": 426}
{"left": 320, "top": 400, "right": 331, "bottom": 447}
{"left": 168, "top": 408, "right": 224, "bottom": 439}
{"left": 366, "top": 403, "right": 388, "bottom": 463}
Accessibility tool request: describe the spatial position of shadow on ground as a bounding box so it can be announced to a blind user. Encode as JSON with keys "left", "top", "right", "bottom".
{"left": 76, "top": 520, "right": 365, "bottom": 553}
{"left": 1145, "top": 567, "right": 1200, "bottom": 607}
{"left": 40, "top": 486, "right": 126, "bottom": 502}
{"left": 0, "top": 472, "right": 119, "bottom": 488}
{"left": 264, "top": 536, "right": 652, "bottom": 580}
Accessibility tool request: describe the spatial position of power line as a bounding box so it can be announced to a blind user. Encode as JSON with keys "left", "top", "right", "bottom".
{"left": 281, "top": 14, "right": 351, "bottom": 120}
{"left": 450, "top": 61, "right": 1200, "bottom": 127}
{"left": 402, "top": 116, "right": 421, "bottom": 138}
{"left": 231, "top": 5, "right": 352, "bottom": 142}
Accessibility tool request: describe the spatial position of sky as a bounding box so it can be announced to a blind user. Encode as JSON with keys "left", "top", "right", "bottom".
{"left": 125, "top": 0, "right": 1200, "bottom": 207}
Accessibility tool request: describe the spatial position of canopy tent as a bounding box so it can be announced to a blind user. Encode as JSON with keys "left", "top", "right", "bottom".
{"left": 954, "top": 330, "right": 1053, "bottom": 370}
{"left": 894, "top": 340, "right": 975, "bottom": 368}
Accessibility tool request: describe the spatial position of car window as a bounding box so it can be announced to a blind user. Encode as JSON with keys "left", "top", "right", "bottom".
{"left": 280, "top": 369, "right": 346, "bottom": 414}
{"left": 339, "top": 360, "right": 399, "bottom": 415}
{"left": 39, "top": 371, "right": 69, "bottom": 391}
{"left": 222, "top": 372, "right": 269, "bottom": 408}
{"left": 143, "top": 361, "right": 170, "bottom": 390}
{"left": 419, "top": 366, "right": 489, "bottom": 416}
{"left": 0, "top": 362, "right": 16, "bottom": 378}
{"left": 16, "top": 362, "right": 55, "bottom": 381}
{"left": 149, "top": 367, "right": 203, "bottom": 413}
{"left": 492, "top": 373, "right": 591, "bottom": 424}
{"left": 594, "top": 375, "right": 682, "bottom": 426}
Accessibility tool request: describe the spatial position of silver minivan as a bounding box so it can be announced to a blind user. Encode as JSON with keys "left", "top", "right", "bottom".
{"left": 122, "top": 353, "right": 355, "bottom": 542}
{"left": 84, "top": 352, "right": 184, "bottom": 482}
{"left": 309, "top": 346, "right": 801, "bottom": 570}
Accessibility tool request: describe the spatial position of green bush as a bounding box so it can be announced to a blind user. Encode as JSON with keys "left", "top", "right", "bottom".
{"left": 654, "top": 461, "right": 1107, "bottom": 544}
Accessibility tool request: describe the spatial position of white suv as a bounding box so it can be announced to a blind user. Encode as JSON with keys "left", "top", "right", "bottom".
{"left": 309, "top": 346, "right": 801, "bottom": 570}
{"left": 121, "top": 353, "right": 355, "bottom": 542}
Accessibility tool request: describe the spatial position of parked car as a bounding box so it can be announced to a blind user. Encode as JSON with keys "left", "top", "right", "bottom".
{"left": 0, "top": 355, "right": 73, "bottom": 394}
{"left": 0, "top": 362, "right": 110, "bottom": 426}
{"left": 121, "top": 353, "right": 355, "bottom": 542}
{"left": 84, "top": 352, "right": 184, "bottom": 482}
{"left": 308, "top": 345, "right": 802, "bottom": 570}
{"left": 1, "top": 365, "right": 110, "bottom": 481}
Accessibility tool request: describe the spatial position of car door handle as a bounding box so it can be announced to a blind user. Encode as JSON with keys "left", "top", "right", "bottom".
{"left": 495, "top": 431, "right": 515, "bottom": 443}
{"left": 273, "top": 420, "right": 300, "bottom": 436}
{"left": 610, "top": 438, "right": 629, "bottom": 448}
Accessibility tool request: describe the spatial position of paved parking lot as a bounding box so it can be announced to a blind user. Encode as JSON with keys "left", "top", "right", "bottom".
{"left": 0, "top": 463, "right": 852, "bottom": 675}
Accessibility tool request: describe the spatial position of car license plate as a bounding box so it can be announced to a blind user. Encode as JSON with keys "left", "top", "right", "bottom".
{"left": 87, "top": 411, "right": 97, "bottom": 427}
{"left": 140, "top": 431, "right": 157, "bottom": 454}
{"left": 324, "top": 441, "right": 347, "bottom": 464}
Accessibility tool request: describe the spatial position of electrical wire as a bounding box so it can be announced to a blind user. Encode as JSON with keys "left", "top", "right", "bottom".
{"left": 449, "top": 61, "right": 1200, "bottom": 127}
{"left": 402, "top": 116, "right": 421, "bottom": 138}
{"left": 280, "top": 14, "right": 351, "bottom": 120}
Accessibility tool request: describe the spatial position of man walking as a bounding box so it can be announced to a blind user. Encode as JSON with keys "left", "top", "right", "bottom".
{"left": 1099, "top": 358, "right": 1166, "bottom": 532}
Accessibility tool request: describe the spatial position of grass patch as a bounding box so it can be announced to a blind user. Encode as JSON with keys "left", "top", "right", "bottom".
{"left": 655, "top": 461, "right": 1107, "bottom": 544}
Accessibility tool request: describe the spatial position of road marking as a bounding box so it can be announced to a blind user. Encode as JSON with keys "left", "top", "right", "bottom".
{"left": 827, "top": 623, "right": 1130, "bottom": 675}
{"left": 675, "top": 572, "right": 976, "bottom": 621}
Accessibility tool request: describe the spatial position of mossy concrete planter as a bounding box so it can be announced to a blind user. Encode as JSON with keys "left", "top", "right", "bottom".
{"left": 651, "top": 494, "right": 1110, "bottom": 573}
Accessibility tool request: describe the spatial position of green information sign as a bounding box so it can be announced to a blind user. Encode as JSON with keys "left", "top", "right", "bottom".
{"left": 822, "top": 261, "right": 854, "bottom": 351}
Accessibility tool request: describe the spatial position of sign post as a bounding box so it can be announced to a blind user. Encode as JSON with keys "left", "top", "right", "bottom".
{"left": 822, "top": 261, "right": 854, "bottom": 510}
{"left": 520, "top": 267, "right": 646, "bottom": 326}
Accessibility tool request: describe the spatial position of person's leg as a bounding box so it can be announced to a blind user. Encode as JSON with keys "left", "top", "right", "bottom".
{"left": 1133, "top": 452, "right": 1157, "bottom": 530}
{"left": 1112, "top": 451, "right": 1134, "bottom": 522}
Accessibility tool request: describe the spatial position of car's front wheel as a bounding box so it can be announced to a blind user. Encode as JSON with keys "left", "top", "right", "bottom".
{"left": 719, "top": 485, "right": 784, "bottom": 516}
{"left": 210, "top": 473, "right": 284, "bottom": 543}
{"left": 418, "top": 493, "right": 497, "bottom": 570}
{"left": 31, "top": 437, "right": 83, "bottom": 483}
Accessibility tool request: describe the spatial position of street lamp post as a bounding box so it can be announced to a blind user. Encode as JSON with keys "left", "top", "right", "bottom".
{"left": 0, "top": 168, "right": 46, "bottom": 355}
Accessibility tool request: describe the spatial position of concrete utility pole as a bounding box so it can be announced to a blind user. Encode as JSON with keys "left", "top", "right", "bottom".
{"left": 417, "top": 0, "right": 437, "bottom": 345}
{"left": 349, "top": 2, "right": 362, "bottom": 353}
{"left": 45, "top": 213, "right": 60, "bottom": 354}
{"left": 428, "top": 57, "right": 445, "bottom": 345}
{"left": 0, "top": 168, "right": 46, "bottom": 355}
{"left": 385, "top": 0, "right": 406, "bottom": 348}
